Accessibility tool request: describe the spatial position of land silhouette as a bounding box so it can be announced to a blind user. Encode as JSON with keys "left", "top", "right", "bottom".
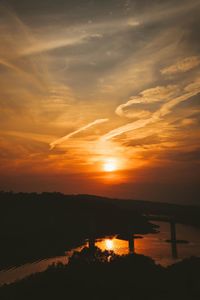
{"left": 0, "top": 191, "right": 200, "bottom": 269}
{"left": 0, "top": 247, "right": 200, "bottom": 300}
{"left": 0, "top": 192, "right": 200, "bottom": 300}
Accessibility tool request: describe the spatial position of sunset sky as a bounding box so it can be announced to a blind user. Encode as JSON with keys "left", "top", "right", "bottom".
{"left": 0, "top": 0, "right": 200, "bottom": 204}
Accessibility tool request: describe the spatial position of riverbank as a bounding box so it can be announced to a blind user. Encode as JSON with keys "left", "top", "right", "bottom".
{"left": 0, "top": 247, "right": 199, "bottom": 300}
{"left": 0, "top": 192, "right": 157, "bottom": 269}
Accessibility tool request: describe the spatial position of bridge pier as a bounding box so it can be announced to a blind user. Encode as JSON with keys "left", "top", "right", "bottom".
{"left": 88, "top": 216, "right": 96, "bottom": 250}
{"left": 147, "top": 215, "right": 179, "bottom": 259}
{"left": 170, "top": 221, "right": 176, "bottom": 242}
{"left": 171, "top": 241, "right": 178, "bottom": 259}
{"left": 128, "top": 234, "right": 135, "bottom": 253}
{"left": 170, "top": 221, "right": 178, "bottom": 258}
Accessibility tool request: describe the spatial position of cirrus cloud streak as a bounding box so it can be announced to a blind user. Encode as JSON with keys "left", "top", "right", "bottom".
{"left": 50, "top": 118, "right": 109, "bottom": 149}
{"left": 101, "top": 79, "right": 200, "bottom": 141}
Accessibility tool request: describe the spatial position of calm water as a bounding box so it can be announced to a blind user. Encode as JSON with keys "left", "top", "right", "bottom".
{"left": 0, "top": 222, "right": 200, "bottom": 286}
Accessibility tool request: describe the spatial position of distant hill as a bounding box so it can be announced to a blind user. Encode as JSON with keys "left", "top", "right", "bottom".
{"left": 1, "top": 191, "right": 200, "bottom": 227}
{"left": 0, "top": 191, "right": 199, "bottom": 268}
{"left": 76, "top": 193, "right": 200, "bottom": 227}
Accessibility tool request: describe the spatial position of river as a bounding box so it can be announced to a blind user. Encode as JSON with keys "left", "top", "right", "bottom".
{"left": 0, "top": 222, "right": 199, "bottom": 286}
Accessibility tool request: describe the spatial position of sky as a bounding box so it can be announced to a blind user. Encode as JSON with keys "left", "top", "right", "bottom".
{"left": 0, "top": 0, "right": 200, "bottom": 204}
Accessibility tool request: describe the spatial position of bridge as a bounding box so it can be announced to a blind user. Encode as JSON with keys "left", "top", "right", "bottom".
{"left": 88, "top": 214, "right": 185, "bottom": 259}
{"left": 145, "top": 214, "right": 179, "bottom": 258}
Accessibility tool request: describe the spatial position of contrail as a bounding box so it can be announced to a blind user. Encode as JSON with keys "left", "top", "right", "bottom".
{"left": 50, "top": 118, "right": 109, "bottom": 149}
{"left": 101, "top": 87, "right": 200, "bottom": 141}
{"left": 0, "top": 59, "right": 22, "bottom": 73}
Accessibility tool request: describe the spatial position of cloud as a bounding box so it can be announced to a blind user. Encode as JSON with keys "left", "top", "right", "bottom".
{"left": 0, "top": 0, "right": 200, "bottom": 203}
{"left": 161, "top": 56, "right": 200, "bottom": 75}
{"left": 50, "top": 118, "right": 109, "bottom": 149}
{"left": 18, "top": 17, "right": 139, "bottom": 57}
{"left": 184, "top": 77, "right": 200, "bottom": 92}
{"left": 1, "top": 130, "right": 53, "bottom": 145}
{"left": 101, "top": 79, "right": 200, "bottom": 141}
{"left": 180, "top": 118, "right": 198, "bottom": 126}
{"left": 115, "top": 85, "right": 178, "bottom": 118}
{"left": 0, "top": 59, "right": 20, "bottom": 73}
{"left": 155, "top": 148, "right": 200, "bottom": 162}
{"left": 21, "top": 34, "right": 89, "bottom": 57}
{"left": 124, "top": 134, "right": 162, "bottom": 148}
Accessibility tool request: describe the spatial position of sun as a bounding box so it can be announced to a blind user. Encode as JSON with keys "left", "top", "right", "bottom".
{"left": 103, "top": 158, "right": 118, "bottom": 172}
{"left": 103, "top": 162, "right": 116, "bottom": 172}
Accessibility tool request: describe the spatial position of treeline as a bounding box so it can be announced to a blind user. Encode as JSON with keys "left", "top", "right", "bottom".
{"left": 1, "top": 247, "right": 200, "bottom": 300}
{"left": 0, "top": 192, "right": 155, "bottom": 268}
{"left": 0, "top": 192, "right": 155, "bottom": 237}
{"left": 1, "top": 191, "right": 199, "bottom": 230}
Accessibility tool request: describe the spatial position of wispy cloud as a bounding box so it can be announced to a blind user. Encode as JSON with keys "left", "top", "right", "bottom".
{"left": 161, "top": 56, "right": 200, "bottom": 75}
{"left": 115, "top": 85, "right": 178, "bottom": 118}
{"left": 1, "top": 0, "right": 200, "bottom": 201}
{"left": 50, "top": 119, "right": 109, "bottom": 149}
{"left": 21, "top": 34, "right": 89, "bottom": 57}
{"left": 1, "top": 130, "right": 53, "bottom": 144}
{"left": 101, "top": 79, "right": 200, "bottom": 141}
{"left": 18, "top": 17, "right": 139, "bottom": 57}
{"left": 0, "top": 59, "right": 20, "bottom": 73}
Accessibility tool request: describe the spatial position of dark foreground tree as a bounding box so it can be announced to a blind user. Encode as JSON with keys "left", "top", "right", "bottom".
{"left": 0, "top": 247, "right": 199, "bottom": 300}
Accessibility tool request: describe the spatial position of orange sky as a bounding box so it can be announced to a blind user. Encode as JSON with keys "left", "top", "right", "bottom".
{"left": 0, "top": 1, "right": 200, "bottom": 204}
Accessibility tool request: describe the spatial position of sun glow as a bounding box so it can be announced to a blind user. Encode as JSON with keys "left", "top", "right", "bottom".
{"left": 103, "top": 158, "right": 117, "bottom": 172}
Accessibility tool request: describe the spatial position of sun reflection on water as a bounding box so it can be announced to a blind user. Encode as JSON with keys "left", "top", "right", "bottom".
{"left": 105, "top": 239, "right": 114, "bottom": 250}
{"left": 96, "top": 238, "right": 129, "bottom": 255}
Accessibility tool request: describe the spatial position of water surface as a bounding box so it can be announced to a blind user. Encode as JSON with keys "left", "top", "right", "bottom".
{"left": 0, "top": 222, "right": 199, "bottom": 286}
